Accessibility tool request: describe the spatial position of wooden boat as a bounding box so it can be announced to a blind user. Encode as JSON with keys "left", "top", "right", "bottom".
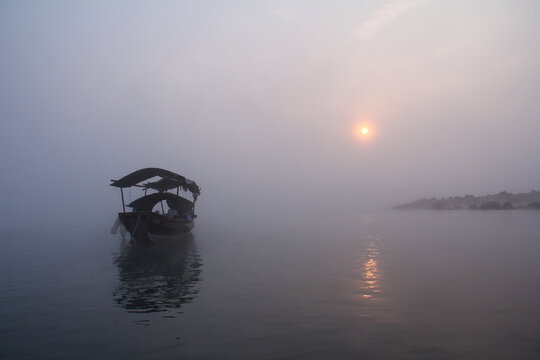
{"left": 110, "top": 168, "right": 201, "bottom": 242}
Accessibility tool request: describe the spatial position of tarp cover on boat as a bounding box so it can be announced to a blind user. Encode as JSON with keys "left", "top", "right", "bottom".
{"left": 127, "top": 193, "right": 194, "bottom": 212}
{"left": 110, "top": 168, "right": 200, "bottom": 199}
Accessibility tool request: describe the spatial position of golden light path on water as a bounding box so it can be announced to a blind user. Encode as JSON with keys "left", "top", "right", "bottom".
{"left": 354, "top": 235, "right": 382, "bottom": 301}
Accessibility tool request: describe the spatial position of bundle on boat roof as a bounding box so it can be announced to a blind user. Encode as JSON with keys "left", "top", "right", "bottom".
{"left": 110, "top": 167, "right": 201, "bottom": 199}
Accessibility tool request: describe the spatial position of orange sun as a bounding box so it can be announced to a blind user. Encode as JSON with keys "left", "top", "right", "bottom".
{"left": 354, "top": 123, "right": 374, "bottom": 140}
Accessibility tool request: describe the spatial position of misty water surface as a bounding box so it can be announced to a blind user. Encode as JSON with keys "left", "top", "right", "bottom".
{"left": 1, "top": 210, "right": 539, "bottom": 359}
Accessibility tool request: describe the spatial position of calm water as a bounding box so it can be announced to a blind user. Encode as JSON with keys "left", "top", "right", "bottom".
{"left": 1, "top": 210, "right": 539, "bottom": 359}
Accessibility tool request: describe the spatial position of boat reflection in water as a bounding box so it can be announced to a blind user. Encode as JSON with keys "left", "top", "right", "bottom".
{"left": 354, "top": 235, "right": 382, "bottom": 301}
{"left": 113, "top": 234, "right": 202, "bottom": 315}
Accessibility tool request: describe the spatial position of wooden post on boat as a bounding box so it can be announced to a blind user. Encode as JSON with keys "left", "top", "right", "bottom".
{"left": 120, "top": 188, "right": 126, "bottom": 212}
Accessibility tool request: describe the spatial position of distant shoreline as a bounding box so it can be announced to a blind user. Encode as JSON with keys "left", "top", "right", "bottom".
{"left": 395, "top": 191, "right": 540, "bottom": 211}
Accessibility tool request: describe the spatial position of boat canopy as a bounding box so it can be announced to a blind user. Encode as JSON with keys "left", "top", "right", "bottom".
{"left": 110, "top": 168, "right": 200, "bottom": 200}
{"left": 128, "top": 193, "right": 194, "bottom": 212}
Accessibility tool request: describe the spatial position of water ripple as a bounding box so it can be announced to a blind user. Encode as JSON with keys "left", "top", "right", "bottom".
{"left": 113, "top": 235, "right": 202, "bottom": 315}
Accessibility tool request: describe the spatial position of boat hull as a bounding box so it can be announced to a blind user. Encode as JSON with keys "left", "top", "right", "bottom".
{"left": 118, "top": 212, "right": 194, "bottom": 243}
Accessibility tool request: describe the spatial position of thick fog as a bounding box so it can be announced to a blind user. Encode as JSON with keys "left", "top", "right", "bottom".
{"left": 1, "top": 1, "right": 540, "bottom": 230}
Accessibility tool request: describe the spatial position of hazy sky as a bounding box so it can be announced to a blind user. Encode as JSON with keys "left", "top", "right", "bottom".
{"left": 1, "top": 0, "right": 539, "bottom": 229}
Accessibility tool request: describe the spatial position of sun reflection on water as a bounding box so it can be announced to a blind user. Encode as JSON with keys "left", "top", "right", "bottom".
{"left": 354, "top": 236, "right": 382, "bottom": 301}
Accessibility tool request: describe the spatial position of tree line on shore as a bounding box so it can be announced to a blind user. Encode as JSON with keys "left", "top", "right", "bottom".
{"left": 395, "top": 191, "right": 540, "bottom": 210}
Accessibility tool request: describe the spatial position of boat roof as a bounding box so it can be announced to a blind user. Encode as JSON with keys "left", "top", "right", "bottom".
{"left": 128, "top": 192, "right": 194, "bottom": 212}
{"left": 110, "top": 168, "right": 200, "bottom": 199}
